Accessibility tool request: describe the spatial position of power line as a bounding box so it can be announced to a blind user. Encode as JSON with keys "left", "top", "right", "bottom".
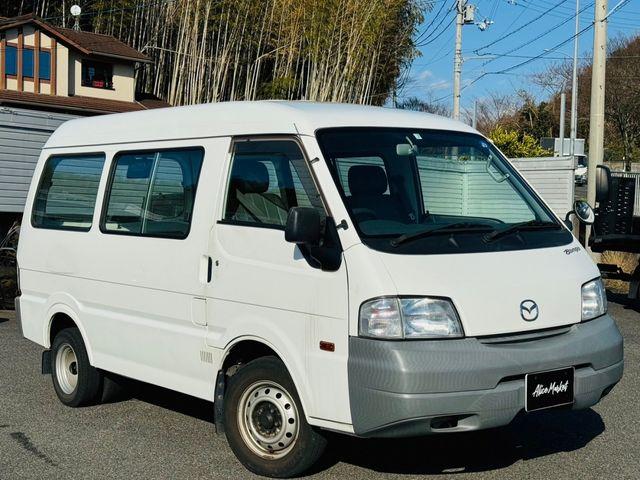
{"left": 498, "top": 22, "right": 593, "bottom": 74}
{"left": 416, "top": 2, "right": 457, "bottom": 47}
{"left": 495, "top": 0, "right": 529, "bottom": 37}
{"left": 477, "top": 1, "right": 594, "bottom": 66}
{"left": 517, "top": 0, "right": 639, "bottom": 28}
{"left": 414, "top": 0, "right": 454, "bottom": 44}
{"left": 431, "top": 14, "right": 596, "bottom": 103}
{"left": 417, "top": 16, "right": 456, "bottom": 47}
{"left": 473, "top": 0, "right": 570, "bottom": 53}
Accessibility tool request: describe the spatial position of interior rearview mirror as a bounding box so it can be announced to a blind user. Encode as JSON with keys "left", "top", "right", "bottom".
{"left": 285, "top": 207, "right": 323, "bottom": 246}
{"left": 565, "top": 200, "right": 594, "bottom": 227}
{"left": 595, "top": 164, "right": 610, "bottom": 203}
{"left": 396, "top": 144, "right": 415, "bottom": 156}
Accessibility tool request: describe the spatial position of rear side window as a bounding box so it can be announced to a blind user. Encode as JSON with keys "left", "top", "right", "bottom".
{"left": 32, "top": 153, "right": 105, "bottom": 231}
{"left": 102, "top": 148, "right": 203, "bottom": 239}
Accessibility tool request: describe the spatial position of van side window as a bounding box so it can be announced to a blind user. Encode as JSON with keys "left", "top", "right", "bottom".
{"left": 223, "top": 140, "right": 324, "bottom": 228}
{"left": 102, "top": 148, "right": 204, "bottom": 239}
{"left": 32, "top": 153, "right": 106, "bottom": 231}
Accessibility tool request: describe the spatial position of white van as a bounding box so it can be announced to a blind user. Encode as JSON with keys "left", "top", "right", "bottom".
{"left": 16, "top": 102, "right": 623, "bottom": 477}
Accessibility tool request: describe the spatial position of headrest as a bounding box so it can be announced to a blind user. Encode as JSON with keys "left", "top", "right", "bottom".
{"left": 348, "top": 165, "right": 388, "bottom": 196}
{"left": 231, "top": 159, "right": 269, "bottom": 194}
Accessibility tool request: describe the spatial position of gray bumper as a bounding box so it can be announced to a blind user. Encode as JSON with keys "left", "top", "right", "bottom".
{"left": 348, "top": 315, "right": 623, "bottom": 437}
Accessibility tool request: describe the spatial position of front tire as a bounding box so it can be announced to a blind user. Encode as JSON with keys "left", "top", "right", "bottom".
{"left": 224, "top": 356, "right": 327, "bottom": 478}
{"left": 51, "top": 328, "right": 103, "bottom": 407}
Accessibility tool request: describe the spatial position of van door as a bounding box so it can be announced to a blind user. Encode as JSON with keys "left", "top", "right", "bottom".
{"left": 84, "top": 143, "right": 220, "bottom": 401}
{"left": 205, "top": 137, "right": 350, "bottom": 423}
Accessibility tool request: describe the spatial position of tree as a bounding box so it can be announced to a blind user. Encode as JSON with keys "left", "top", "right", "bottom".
{"left": 489, "top": 126, "right": 551, "bottom": 158}
{"left": 468, "top": 92, "right": 520, "bottom": 135}
{"left": 396, "top": 96, "right": 450, "bottom": 116}
{"left": 531, "top": 34, "right": 640, "bottom": 170}
{"left": 516, "top": 95, "right": 556, "bottom": 140}
{"left": 4, "top": 1, "right": 427, "bottom": 107}
{"left": 603, "top": 37, "right": 640, "bottom": 171}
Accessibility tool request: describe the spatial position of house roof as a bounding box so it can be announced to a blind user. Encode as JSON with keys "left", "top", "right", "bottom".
{"left": 0, "top": 14, "right": 150, "bottom": 63}
{"left": 49, "top": 26, "right": 151, "bottom": 62}
{"left": 0, "top": 89, "right": 168, "bottom": 114}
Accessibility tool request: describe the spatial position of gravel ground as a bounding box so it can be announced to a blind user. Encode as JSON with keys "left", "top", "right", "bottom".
{"left": 1, "top": 296, "right": 638, "bottom": 480}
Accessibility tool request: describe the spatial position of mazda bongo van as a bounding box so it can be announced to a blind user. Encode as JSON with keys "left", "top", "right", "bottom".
{"left": 16, "top": 101, "right": 623, "bottom": 477}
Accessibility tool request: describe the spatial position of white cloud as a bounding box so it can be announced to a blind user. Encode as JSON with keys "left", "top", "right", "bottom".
{"left": 429, "top": 79, "right": 451, "bottom": 91}
{"left": 416, "top": 69, "right": 434, "bottom": 81}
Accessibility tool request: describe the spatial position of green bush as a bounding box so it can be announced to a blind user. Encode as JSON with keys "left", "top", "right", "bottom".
{"left": 489, "top": 126, "right": 551, "bottom": 158}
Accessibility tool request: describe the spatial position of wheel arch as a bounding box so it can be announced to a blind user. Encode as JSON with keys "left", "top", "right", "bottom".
{"left": 218, "top": 336, "right": 313, "bottom": 423}
{"left": 44, "top": 300, "right": 94, "bottom": 364}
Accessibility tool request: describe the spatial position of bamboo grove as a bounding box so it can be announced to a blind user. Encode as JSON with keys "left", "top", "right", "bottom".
{"left": 3, "top": 1, "right": 426, "bottom": 106}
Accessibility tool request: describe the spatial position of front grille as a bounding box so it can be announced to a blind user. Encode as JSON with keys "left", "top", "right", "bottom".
{"left": 477, "top": 324, "right": 574, "bottom": 345}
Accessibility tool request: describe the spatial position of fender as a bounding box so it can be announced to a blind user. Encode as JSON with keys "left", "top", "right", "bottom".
{"left": 43, "top": 293, "right": 94, "bottom": 364}
{"left": 219, "top": 334, "right": 314, "bottom": 421}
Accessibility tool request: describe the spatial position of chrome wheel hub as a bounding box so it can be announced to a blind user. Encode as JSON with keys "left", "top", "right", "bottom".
{"left": 238, "top": 381, "right": 299, "bottom": 458}
{"left": 55, "top": 344, "right": 78, "bottom": 395}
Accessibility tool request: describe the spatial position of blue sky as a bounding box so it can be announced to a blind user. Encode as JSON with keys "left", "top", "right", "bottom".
{"left": 402, "top": 0, "right": 640, "bottom": 113}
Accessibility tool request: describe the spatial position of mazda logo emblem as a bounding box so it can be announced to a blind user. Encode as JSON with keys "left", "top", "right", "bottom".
{"left": 520, "top": 300, "right": 539, "bottom": 321}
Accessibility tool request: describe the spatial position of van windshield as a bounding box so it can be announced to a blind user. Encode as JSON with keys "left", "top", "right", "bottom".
{"left": 316, "top": 128, "right": 573, "bottom": 254}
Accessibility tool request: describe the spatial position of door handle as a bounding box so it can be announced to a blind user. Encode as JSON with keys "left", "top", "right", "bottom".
{"left": 200, "top": 255, "right": 213, "bottom": 284}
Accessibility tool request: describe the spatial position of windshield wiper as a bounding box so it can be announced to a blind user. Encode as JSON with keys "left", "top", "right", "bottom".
{"left": 390, "top": 222, "right": 494, "bottom": 247}
{"left": 483, "top": 220, "right": 561, "bottom": 243}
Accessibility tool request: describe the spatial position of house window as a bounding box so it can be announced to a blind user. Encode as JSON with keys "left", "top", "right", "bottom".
{"left": 22, "top": 48, "right": 34, "bottom": 77}
{"left": 81, "top": 60, "right": 113, "bottom": 89}
{"left": 39, "top": 50, "right": 51, "bottom": 80}
{"left": 5, "top": 45, "right": 17, "bottom": 76}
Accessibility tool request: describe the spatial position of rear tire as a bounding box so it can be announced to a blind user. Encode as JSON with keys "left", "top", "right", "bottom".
{"left": 223, "top": 356, "right": 327, "bottom": 478}
{"left": 51, "top": 328, "right": 103, "bottom": 407}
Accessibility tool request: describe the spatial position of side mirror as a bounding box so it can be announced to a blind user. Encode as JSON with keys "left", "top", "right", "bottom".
{"left": 595, "top": 165, "right": 610, "bottom": 203}
{"left": 285, "top": 207, "right": 323, "bottom": 246}
{"left": 565, "top": 200, "right": 595, "bottom": 227}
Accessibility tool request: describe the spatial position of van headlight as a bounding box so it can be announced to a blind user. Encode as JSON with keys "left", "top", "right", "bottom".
{"left": 359, "top": 297, "right": 464, "bottom": 339}
{"left": 581, "top": 278, "right": 607, "bottom": 321}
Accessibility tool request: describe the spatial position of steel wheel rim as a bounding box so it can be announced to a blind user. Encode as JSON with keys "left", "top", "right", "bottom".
{"left": 55, "top": 344, "right": 78, "bottom": 395}
{"left": 237, "top": 381, "right": 300, "bottom": 459}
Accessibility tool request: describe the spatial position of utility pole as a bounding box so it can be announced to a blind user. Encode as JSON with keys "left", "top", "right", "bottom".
{"left": 453, "top": 0, "right": 465, "bottom": 120}
{"left": 472, "top": 99, "right": 478, "bottom": 129}
{"left": 569, "top": 0, "right": 580, "bottom": 157}
{"left": 559, "top": 92, "right": 566, "bottom": 156}
{"left": 452, "top": 2, "right": 488, "bottom": 120}
{"left": 586, "top": 0, "right": 608, "bottom": 215}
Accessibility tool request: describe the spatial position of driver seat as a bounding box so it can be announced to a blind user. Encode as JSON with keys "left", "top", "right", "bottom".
{"left": 346, "top": 165, "right": 405, "bottom": 222}
{"left": 226, "top": 159, "right": 288, "bottom": 225}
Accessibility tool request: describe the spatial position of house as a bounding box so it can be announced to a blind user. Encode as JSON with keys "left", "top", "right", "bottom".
{"left": 0, "top": 14, "right": 168, "bottom": 234}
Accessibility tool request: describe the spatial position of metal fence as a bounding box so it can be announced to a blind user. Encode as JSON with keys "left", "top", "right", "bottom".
{"left": 612, "top": 171, "right": 640, "bottom": 216}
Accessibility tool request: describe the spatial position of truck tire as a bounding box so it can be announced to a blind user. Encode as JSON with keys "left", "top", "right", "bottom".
{"left": 51, "top": 328, "right": 103, "bottom": 407}
{"left": 223, "top": 356, "right": 327, "bottom": 478}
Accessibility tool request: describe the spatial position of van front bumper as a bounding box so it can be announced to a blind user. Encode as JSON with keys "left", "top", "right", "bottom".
{"left": 348, "top": 314, "right": 623, "bottom": 437}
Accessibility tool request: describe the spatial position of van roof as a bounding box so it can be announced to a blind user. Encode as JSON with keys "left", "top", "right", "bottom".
{"left": 44, "top": 101, "right": 477, "bottom": 149}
